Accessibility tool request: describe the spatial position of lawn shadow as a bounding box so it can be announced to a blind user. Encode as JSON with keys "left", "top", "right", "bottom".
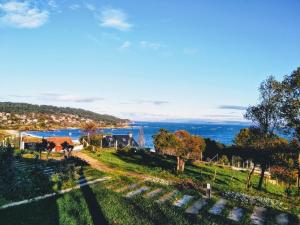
{"left": 79, "top": 168, "right": 108, "bottom": 225}
{"left": 0, "top": 154, "right": 60, "bottom": 225}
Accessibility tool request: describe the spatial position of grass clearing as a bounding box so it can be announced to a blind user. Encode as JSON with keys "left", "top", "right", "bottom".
{"left": 1, "top": 149, "right": 299, "bottom": 225}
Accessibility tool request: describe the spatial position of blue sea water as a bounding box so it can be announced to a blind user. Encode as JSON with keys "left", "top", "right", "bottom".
{"left": 26, "top": 122, "right": 248, "bottom": 147}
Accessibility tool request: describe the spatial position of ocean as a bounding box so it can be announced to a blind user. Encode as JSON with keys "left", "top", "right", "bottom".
{"left": 26, "top": 121, "right": 248, "bottom": 147}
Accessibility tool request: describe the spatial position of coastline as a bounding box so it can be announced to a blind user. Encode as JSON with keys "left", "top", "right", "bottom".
{"left": 1, "top": 124, "right": 133, "bottom": 143}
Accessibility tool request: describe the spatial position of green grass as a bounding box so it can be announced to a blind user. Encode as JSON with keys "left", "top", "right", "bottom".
{"left": 0, "top": 179, "right": 252, "bottom": 225}
{"left": 85, "top": 149, "right": 300, "bottom": 215}
{"left": 2, "top": 177, "right": 298, "bottom": 225}
{"left": 1, "top": 149, "right": 299, "bottom": 225}
{"left": 0, "top": 154, "right": 105, "bottom": 206}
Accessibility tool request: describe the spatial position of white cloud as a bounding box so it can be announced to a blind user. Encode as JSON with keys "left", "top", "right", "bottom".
{"left": 183, "top": 48, "right": 198, "bottom": 55}
{"left": 41, "top": 93, "right": 104, "bottom": 103}
{"left": 135, "top": 100, "right": 170, "bottom": 105}
{"left": 0, "top": 1, "right": 49, "bottom": 28}
{"left": 69, "top": 4, "right": 80, "bottom": 10}
{"left": 98, "top": 8, "right": 132, "bottom": 31}
{"left": 140, "top": 41, "right": 164, "bottom": 50}
{"left": 119, "top": 41, "right": 131, "bottom": 49}
{"left": 85, "top": 3, "right": 95, "bottom": 11}
{"left": 48, "top": 0, "right": 57, "bottom": 9}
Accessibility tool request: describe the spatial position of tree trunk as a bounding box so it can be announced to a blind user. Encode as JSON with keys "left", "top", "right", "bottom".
{"left": 297, "top": 166, "right": 300, "bottom": 195}
{"left": 176, "top": 157, "right": 185, "bottom": 172}
{"left": 298, "top": 153, "right": 300, "bottom": 195}
{"left": 200, "top": 152, "right": 203, "bottom": 161}
{"left": 258, "top": 165, "right": 266, "bottom": 190}
{"left": 176, "top": 157, "right": 180, "bottom": 171}
{"left": 181, "top": 160, "right": 185, "bottom": 172}
{"left": 247, "top": 163, "right": 256, "bottom": 189}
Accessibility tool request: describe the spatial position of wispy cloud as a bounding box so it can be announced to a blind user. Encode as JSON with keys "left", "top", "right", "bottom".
{"left": 140, "top": 41, "right": 164, "bottom": 50}
{"left": 0, "top": 1, "right": 49, "bottom": 28}
{"left": 9, "top": 94, "right": 35, "bottom": 98}
{"left": 85, "top": 3, "right": 96, "bottom": 11}
{"left": 40, "top": 93, "right": 104, "bottom": 103}
{"left": 183, "top": 48, "right": 198, "bottom": 55}
{"left": 48, "top": 0, "right": 57, "bottom": 9}
{"left": 119, "top": 41, "right": 131, "bottom": 49}
{"left": 69, "top": 4, "right": 80, "bottom": 10}
{"left": 135, "top": 100, "right": 170, "bottom": 105}
{"left": 219, "top": 105, "right": 247, "bottom": 110}
{"left": 98, "top": 8, "right": 132, "bottom": 31}
{"left": 119, "top": 112, "right": 174, "bottom": 121}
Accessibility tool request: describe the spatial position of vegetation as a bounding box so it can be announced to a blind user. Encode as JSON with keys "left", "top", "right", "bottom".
{"left": 0, "top": 149, "right": 104, "bottom": 206}
{"left": 153, "top": 129, "right": 206, "bottom": 172}
{"left": 0, "top": 102, "right": 129, "bottom": 130}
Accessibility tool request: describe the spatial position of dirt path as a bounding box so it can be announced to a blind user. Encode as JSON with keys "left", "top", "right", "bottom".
{"left": 73, "top": 152, "right": 171, "bottom": 184}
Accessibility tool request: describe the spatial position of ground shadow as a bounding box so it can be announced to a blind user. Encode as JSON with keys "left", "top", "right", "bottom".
{"left": 79, "top": 168, "right": 108, "bottom": 225}
{"left": 0, "top": 148, "right": 60, "bottom": 225}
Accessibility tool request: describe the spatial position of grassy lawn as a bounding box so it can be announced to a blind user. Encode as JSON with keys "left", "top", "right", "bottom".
{"left": 0, "top": 178, "right": 264, "bottom": 225}
{"left": 0, "top": 152, "right": 105, "bottom": 206}
{"left": 1, "top": 176, "right": 299, "bottom": 225}
{"left": 84, "top": 148, "right": 300, "bottom": 215}
{"left": 1, "top": 149, "right": 299, "bottom": 225}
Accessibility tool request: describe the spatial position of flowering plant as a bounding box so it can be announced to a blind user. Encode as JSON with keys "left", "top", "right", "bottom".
{"left": 222, "top": 191, "right": 286, "bottom": 210}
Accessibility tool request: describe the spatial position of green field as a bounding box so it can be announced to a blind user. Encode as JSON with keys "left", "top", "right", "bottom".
{"left": 0, "top": 149, "right": 299, "bottom": 225}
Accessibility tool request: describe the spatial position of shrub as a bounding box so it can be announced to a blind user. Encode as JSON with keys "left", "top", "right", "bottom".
{"left": 219, "top": 155, "right": 229, "bottom": 165}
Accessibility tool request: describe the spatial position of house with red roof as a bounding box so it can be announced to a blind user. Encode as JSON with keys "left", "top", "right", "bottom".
{"left": 46, "top": 137, "right": 74, "bottom": 152}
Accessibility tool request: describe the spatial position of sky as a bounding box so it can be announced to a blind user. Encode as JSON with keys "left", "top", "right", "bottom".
{"left": 0, "top": 0, "right": 299, "bottom": 122}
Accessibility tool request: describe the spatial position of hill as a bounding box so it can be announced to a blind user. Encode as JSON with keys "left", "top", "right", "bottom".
{"left": 0, "top": 102, "right": 129, "bottom": 130}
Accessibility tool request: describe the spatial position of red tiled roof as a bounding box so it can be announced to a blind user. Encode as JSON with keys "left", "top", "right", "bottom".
{"left": 46, "top": 137, "right": 73, "bottom": 146}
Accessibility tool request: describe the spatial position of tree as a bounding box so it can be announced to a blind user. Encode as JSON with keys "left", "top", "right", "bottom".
{"left": 234, "top": 128, "right": 261, "bottom": 188}
{"left": 61, "top": 141, "right": 74, "bottom": 158}
{"left": 46, "top": 141, "right": 56, "bottom": 160}
{"left": 219, "top": 155, "right": 229, "bottom": 165}
{"left": 234, "top": 127, "right": 289, "bottom": 189}
{"left": 245, "top": 76, "right": 282, "bottom": 136}
{"left": 36, "top": 139, "right": 48, "bottom": 159}
{"left": 279, "top": 67, "right": 300, "bottom": 193}
{"left": 270, "top": 156, "right": 298, "bottom": 196}
{"left": 153, "top": 129, "right": 206, "bottom": 172}
{"left": 83, "top": 122, "right": 97, "bottom": 144}
{"left": 244, "top": 76, "right": 284, "bottom": 190}
{"left": 279, "top": 68, "right": 300, "bottom": 134}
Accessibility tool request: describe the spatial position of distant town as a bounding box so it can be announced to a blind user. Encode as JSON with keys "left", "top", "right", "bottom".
{"left": 0, "top": 102, "right": 129, "bottom": 130}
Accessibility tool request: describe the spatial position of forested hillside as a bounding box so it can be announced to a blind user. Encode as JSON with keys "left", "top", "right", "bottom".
{"left": 0, "top": 102, "right": 129, "bottom": 130}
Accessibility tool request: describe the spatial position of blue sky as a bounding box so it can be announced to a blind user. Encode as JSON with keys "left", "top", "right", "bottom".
{"left": 0, "top": 0, "right": 299, "bottom": 122}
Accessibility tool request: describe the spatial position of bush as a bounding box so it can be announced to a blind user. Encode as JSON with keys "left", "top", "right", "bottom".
{"left": 117, "top": 146, "right": 136, "bottom": 154}
{"left": 219, "top": 155, "right": 229, "bottom": 165}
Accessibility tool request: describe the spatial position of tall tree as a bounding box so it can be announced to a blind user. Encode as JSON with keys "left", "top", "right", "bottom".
{"left": 279, "top": 67, "right": 300, "bottom": 192}
{"left": 244, "top": 76, "right": 283, "bottom": 190}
